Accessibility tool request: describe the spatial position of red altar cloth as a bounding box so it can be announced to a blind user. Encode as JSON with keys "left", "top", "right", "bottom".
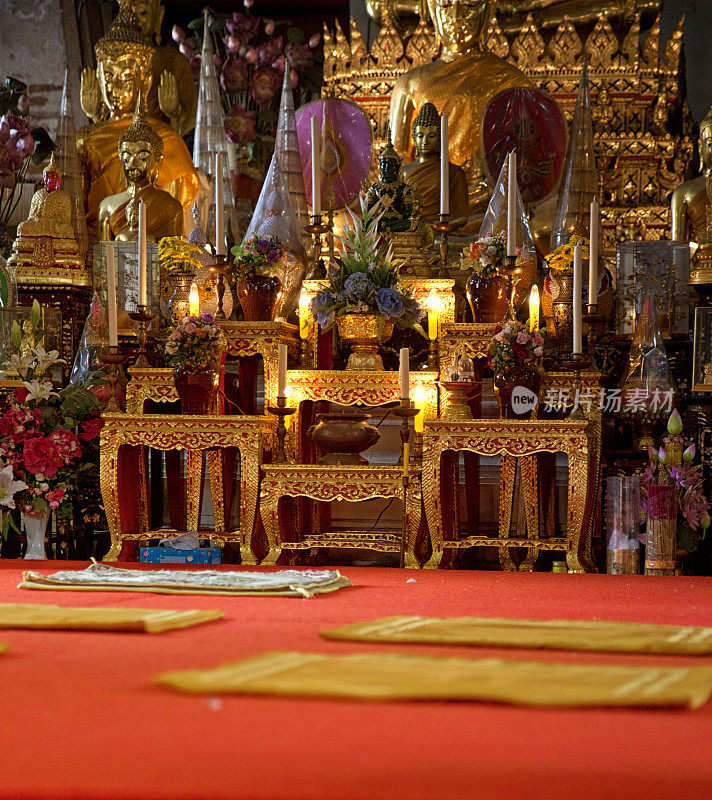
{"left": 0, "top": 562, "right": 710, "bottom": 800}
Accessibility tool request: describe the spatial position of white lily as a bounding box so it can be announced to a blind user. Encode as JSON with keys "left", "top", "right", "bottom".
{"left": 32, "top": 346, "right": 65, "bottom": 377}
{"left": 22, "top": 380, "right": 58, "bottom": 402}
{"left": 0, "top": 464, "right": 28, "bottom": 509}
{"left": 6, "top": 352, "right": 34, "bottom": 379}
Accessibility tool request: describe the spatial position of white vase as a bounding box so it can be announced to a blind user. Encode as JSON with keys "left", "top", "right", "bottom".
{"left": 22, "top": 508, "right": 50, "bottom": 560}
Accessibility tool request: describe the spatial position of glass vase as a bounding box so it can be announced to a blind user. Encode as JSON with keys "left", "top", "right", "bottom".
{"left": 645, "top": 483, "right": 677, "bottom": 576}
{"left": 605, "top": 476, "right": 640, "bottom": 574}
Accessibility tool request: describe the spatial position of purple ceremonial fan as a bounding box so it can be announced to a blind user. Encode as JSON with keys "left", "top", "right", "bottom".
{"left": 295, "top": 98, "right": 371, "bottom": 211}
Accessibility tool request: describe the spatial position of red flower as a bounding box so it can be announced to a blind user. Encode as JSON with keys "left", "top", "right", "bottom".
{"left": 224, "top": 103, "right": 257, "bottom": 145}
{"left": 22, "top": 437, "right": 64, "bottom": 479}
{"left": 513, "top": 345, "right": 527, "bottom": 360}
{"left": 220, "top": 57, "right": 249, "bottom": 93}
{"left": 250, "top": 66, "right": 280, "bottom": 105}
{"left": 493, "top": 324, "right": 502, "bottom": 335}
{"left": 13, "top": 387, "right": 28, "bottom": 403}
{"left": 79, "top": 417, "right": 104, "bottom": 442}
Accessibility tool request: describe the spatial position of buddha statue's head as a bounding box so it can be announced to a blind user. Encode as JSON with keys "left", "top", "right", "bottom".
{"left": 43, "top": 153, "right": 62, "bottom": 193}
{"left": 700, "top": 107, "right": 712, "bottom": 172}
{"left": 95, "top": 0, "right": 155, "bottom": 117}
{"left": 129, "top": 0, "right": 165, "bottom": 46}
{"left": 423, "top": 0, "right": 493, "bottom": 58}
{"left": 412, "top": 102, "right": 441, "bottom": 160}
{"left": 118, "top": 96, "right": 164, "bottom": 187}
{"left": 379, "top": 131, "right": 402, "bottom": 182}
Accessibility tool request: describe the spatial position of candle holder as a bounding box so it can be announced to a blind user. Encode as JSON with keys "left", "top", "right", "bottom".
{"left": 502, "top": 254, "right": 523, "bottom": 320}
{"left": 209, "top": 254, "right": 232, "bottom": 320}
{"left": 267, "top": 395, "right": 296, "bottom": 464}
{"left": 583, "top": 302, "right": 605, "bottom": 360}
{"left": 305, "top": 214, "right": 330, "bottom": 279}
{"left": 556, "top": 352, "right": 591, "bottom": 420}
{"left": 128, "top": 305, "right": 155, "bottom": 367}
{"left": 431, "top": 214, "right": 456, "bottom": 278}
{"left": 393, "top": 399, "right": 419, "bottom": 568}
{"left": 427, "top": 336, "right": 439, "bottom": 371}
{"left": 100, "top": 346, "right": 128, "bottom": 413}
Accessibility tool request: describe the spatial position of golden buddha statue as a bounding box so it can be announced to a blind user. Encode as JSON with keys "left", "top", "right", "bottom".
{"left": 98, "top": 100, "right": 184, "bottom": 242}
{"left": 398, "top": 102, "right": 468, "bottom": 223}
{"left": 76, "top": 1, "right": 199, "bottom": 243}
{"left": 671, "top": 107, "right": 712, "bottom": 245}
{"left": 8, "top": 154, "right": 90, "bottom": 287}
{"left": 389, "top": 0, "right": 531, "bottom": 213}
{"left": 81, "top": 0, "right": 197, "bottom": 136}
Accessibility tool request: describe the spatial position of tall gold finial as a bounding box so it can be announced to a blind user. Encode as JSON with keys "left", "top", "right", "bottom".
{"left": 118, "top": 88, "right": 164, "bottom": 158}
{"left": 95, "top": 0, "right": 155, "bottom": 74}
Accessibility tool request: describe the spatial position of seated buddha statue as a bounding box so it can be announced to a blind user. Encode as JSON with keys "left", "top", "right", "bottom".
{"left": 81, "top": 0, "right": 197, "bottom": 137}
{"left": 398, "top": 102, "right": 469, "bottom": 224}
{"left": 98, "top": 100, "right": 184, "bottom": 242}
{"left": 76, "top": 1, "right": 199, "bottom": 243}
{"left": 389, "top": 0, "right": 531, "bottom": 214}
{"left": 672, "top": 106, "right": 712, "bottom": 245}
{"left": 8, "top": 154, "right": 90, "bottom": 287}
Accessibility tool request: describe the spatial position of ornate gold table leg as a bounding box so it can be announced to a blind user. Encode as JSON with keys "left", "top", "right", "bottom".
{"left": 207, "top": 450, "right": 225, "bottom": 536}
{"left": 498, "top": 454, "right": 518, "bottom": 571}
{"left": 137, "top": 447, "right": 150, "bottom": 535}
{"left": 404, "top": 475, "right": 422, "bottom": 569}
{"left": 519, "top": 455, "right": 540, "bottom": 572}
{"left": 239, "top": 443, "right": 260, "bottom": 565}
{"left": 422, "top": 450, "right": 444, "bottom": 569}
{"left": 100, "top": 439, "right": 122, "bottom": 562}
{"left": 186, "top": 450, "right": 203, "bottom": 533}
{"left": 259, "top": 480, "right": 282, "bottom": 565}
{"left": 566, "top": 450, "right": 591, "bottom": 573}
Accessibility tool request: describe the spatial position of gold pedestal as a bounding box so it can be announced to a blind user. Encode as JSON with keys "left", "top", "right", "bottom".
{"left": 440, "top": 381, "right": 474, "bottom": 419}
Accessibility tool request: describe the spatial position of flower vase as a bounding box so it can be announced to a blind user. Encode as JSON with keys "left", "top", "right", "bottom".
{"left": 494, "top": 365, "right": 541, "bottom": 419}
{"left": 235, "top": 274, "right": 282, "bottom": 321}
{"left": 173, "top": 364, "right": 218, "bottom": 414}
{"left": 645, "top": 483, "right": 677, "bottom": 576}
{"left": 466, "top": 273, "right": 508, "bottom": 323}
{"left": 167, "top": 272, "right": 196, "bottom": 324}
{"left": 336, "top": 314, "right": 395, "bottom": 371}
{"left": 22, "top": 508, "right": 50, "bottom": 560}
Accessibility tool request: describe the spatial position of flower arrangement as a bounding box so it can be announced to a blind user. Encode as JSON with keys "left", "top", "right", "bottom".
{"left": 0, "top": 76, "right": 53, "bottom": 232}
{"left": 175, "top": 10, "right": 322, "bottom": 151}
{"left": 488, "top": 319, "right": 545, "bottom": 374}
{"left": 460, "top": 232, "right": 507, "bottom": 279}
{"left": 158, "top": 237, "right": 205, "bottom": 276}
{"left": 164, "top": 313, "right": 227, "bottom": 370}
{"left": 309, "top": 198, "right": 422, "bottom": 331}
{"left": 230, "top": 234, "right": 285, "bottom": 280}
{"left": 545, "top": 234, "right": 589, "bottom": 273}
{"left": 0, "top": 301, "right": 102, "bottom": 526}
{"left": 640, "top": 409, "right": 711, "bottom": 553}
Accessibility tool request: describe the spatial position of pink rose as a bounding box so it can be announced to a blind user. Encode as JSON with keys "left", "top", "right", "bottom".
{"left": 184, "top": 322, "right": 197, "bottom": 334}
{"left": 516, "top": 332, "right": 529, "bottom": 344}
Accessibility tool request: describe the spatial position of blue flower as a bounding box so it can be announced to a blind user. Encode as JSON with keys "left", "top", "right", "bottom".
{"left": 375, "top": 287, "right": 405, "bottom": 318}
{"left": 315, "top": 309, "right": 334, "bottom": 329}
{"left": 312, "top": 290, "right": 335, "bottom": 311}
{"left": 343, "top": 272, "right": 374, "bottom": 302}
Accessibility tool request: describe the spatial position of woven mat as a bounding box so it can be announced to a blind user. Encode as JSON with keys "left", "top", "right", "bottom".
{"left": 19, "top": 563, "right": 352, "bottom": 598}
{"left": 0, "top": 603, "right": 224, "bottom": 633}
{"left": 156, "top": 650, "right": 712, "bottom": 708}
{"left": 321, "top": 615, "right": 712, "bottom": 655}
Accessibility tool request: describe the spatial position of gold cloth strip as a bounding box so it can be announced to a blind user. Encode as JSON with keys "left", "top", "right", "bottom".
{"left": 156, "top": 650, "right": 712, "bottom": 708}
{"left": 321, "top": 616, "right": 712, "bottom": 656}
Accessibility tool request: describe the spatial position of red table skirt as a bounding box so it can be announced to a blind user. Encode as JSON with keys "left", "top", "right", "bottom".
{"left": 0, "top": 561, "right": 711, "bottom": 800}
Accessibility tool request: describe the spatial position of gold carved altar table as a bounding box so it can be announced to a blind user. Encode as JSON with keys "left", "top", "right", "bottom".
{"left": 421, "top": 418, "right": 595, "bottom": 573}
{"left": 100, "top": 413, "right": 275, "bottom": 563}
{"left": 259, "top": 464, "right": 422, "bottom": 568}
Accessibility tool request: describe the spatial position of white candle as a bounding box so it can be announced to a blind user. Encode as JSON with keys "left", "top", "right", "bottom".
{"left": 507, "top": 151, "right": 517, "bottom": 257}
{"left": 573, "top": 243, "right": 583, "bottom": 354}
{"left": 277, "top": 343, "right": 288, "bottom": 398}
{"left": 106, "top": 243, "right": 118, "bottom": 347}
{"left": 399, "top": 347, "right": 409, "bottom": 402}
{"left": 310, "top": 115, "right": 321, "bottom": 216}
{"left": 138, "top": 199, "right": 147, "bottom": 307}
{"left": 215, "top": 152, "right": 225, "bottom": 256}
{"left": 588, "top": 198, "right": 599, "bottom": 307}
{"left": 439, "top": 114, "right": 449, "bottom": 216}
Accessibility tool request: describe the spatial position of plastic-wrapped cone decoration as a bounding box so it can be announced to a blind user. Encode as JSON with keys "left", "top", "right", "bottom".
{"left": 187, "top": 204, "right": 224, "bottom": 318}
{"left": 56, "top": 68, "right": 88, "bottom": 260}
{"left": 621, "top": 292, "right": 677, "bottom": 400}
{"left": 245, "top": 155, "right": 308, "bottom": 320}
{"left": 275, "top": 64, "right": 309, "bottom": 246}
{"left": 295, "top": 98, "right": 371, "bottom": 211}
{"left": 193, "top": 10, "right": 237, "bottom": 247}
{"left": 69, "top": 292, "right": 108, "bottom": 386}
{"left": 550, "top": 57, "right": 597, "bottom": 251}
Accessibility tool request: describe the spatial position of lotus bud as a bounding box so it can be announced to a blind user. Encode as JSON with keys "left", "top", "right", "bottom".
{"left": 658, "top": 447, "right": 668, "bottom": 465}
{"left": 172, "top": 25, "right": 185, "bottom": 43}
{"left": 648, "top": 446, "right": 658, "bottom": 461}
{"left": 702, "top": 513, "right": 710, "bottom": 532}
{"left": 246, "top": 48, "right": 258, "bottom": 64}
{"left": 667, "top": 408, "right": 683, "bottom": 435}
{"left": 264, "top": 19, "right": 275, "bottom": 35}
{"left": 683, "top": 444, "right": 696, "bottom": 462}
{"left": 16, "top": 93, "right": 29, "bottom": 115}
{"left": 244, "top": 0, "right": 254, "bottom": 7}
{"left": 309, "top": 33, "right": 321, "bottom": 49}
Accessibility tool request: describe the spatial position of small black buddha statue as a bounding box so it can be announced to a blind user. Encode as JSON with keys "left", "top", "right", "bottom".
{"left": 365, "top": 134, "right": 420, "bottom": 233}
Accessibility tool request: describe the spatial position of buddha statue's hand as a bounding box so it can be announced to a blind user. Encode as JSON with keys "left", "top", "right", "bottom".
{"left": 158, "top": 70, "right": 181, "bottom": 129}
{"left": 80, "top": 67, "right": 103, "bottom": 123}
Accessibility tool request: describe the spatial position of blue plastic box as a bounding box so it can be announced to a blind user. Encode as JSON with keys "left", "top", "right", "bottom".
{"left": 139, "top": 547, "right": 222, "bottom": 564}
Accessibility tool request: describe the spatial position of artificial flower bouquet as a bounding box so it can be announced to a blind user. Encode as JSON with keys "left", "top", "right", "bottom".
{"left": 0, "top": 302, "right": 102, "bottom": 528}
{"left": 158, "top": 236, "right": 205, "bottom": 276}
{"left": 310, "top": 198, "right": 422, "bottom": 332}
{"left": 230, "top": 234, "right": 285, "bottom": 280}
{"left": 641, "top": 409, "right": 711, "bottom": 553}
{"left": 545, "top": 234, "right": 590, "bottom": 273}
{"left": 460, "top": 231, "right": 507, "bottom": 279}
{"left": 164, "top": 313, "right": 227, "bottom": 370}
{"left": 488, "top": 319, "right": 545, "bottom": 374}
